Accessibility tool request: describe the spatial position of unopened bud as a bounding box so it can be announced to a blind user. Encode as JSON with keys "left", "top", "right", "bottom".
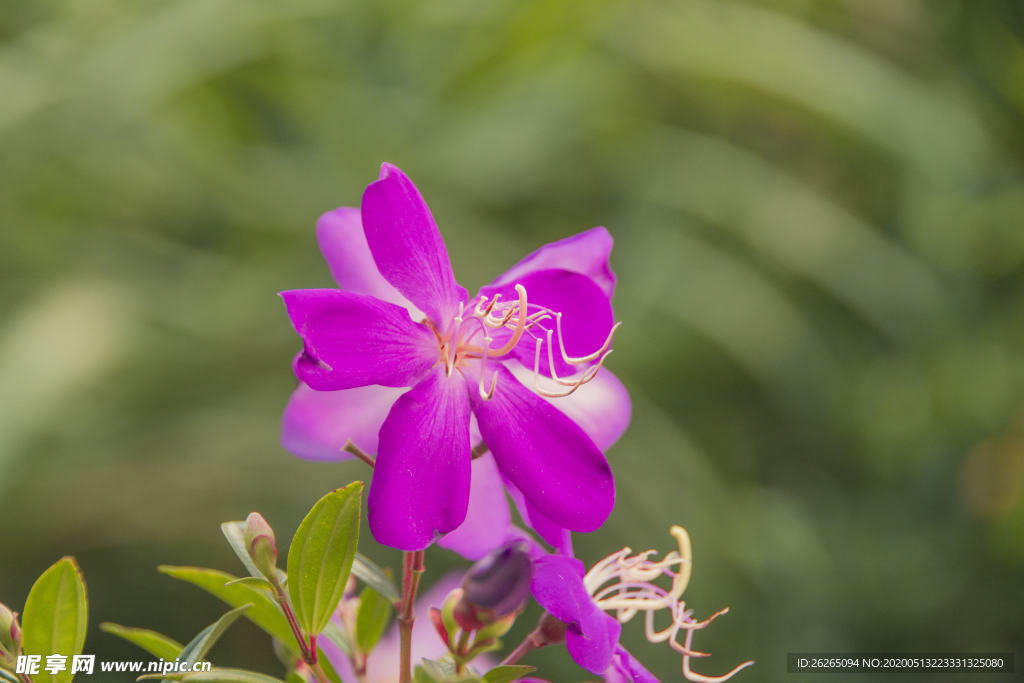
{"left": 454, "top": 541, "right": 532, "bottom": 631}
{"left": 0, "top": 603, "right": 20, "bottom": 654}
{"left": 244, "top": 512, "right": 279, "bottom": 583}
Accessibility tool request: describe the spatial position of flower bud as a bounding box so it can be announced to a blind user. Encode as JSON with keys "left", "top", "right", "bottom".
{"left": 454, "top": 541, "right": 532, "bottom": 631}
{"left": 244, "top": 512, "right": 279, "bottom": 583}
{"left": 0, "top": 603, "right": 20, "bottom": 654}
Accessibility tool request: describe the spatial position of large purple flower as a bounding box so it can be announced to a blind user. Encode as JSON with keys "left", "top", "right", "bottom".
{"left": 281, "top": 164, "right": 629, "bottom": 551}
{"left": 530, "top": 527, "right": 753, "bottom": 682}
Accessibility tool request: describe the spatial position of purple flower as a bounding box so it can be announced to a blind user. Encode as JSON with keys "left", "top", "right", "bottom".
{"left": 280, "top": 164, "right": 629, "bottom": 551}
{"left": 530, "top": 527, "right": 753, "bottom": 682}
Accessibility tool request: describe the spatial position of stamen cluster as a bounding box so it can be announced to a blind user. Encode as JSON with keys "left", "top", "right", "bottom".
{"left": 584, "top": 527, "right": 753, "bottom": 683}
{"left": 435, "top": 283, "right": 620, "bottom": 401}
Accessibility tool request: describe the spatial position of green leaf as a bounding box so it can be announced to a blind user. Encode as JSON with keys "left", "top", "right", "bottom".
{"left": 0, "top": 669, "right": 22, "bottom": 683}
{"left": 224, "top": 577, "right": 275, "bottom": 592}
{"left": 413, "top": 666, "right": 438, "bottom": 683}
{"left": 159, "top": 567, "right": 296, "bottom": 651}
{"left": 221, "top": 522, "right": 267, "bottom": 581}
{"left": 351, "top": 554, "right": 400, "bottom": 604}
{"left": 178, "top": 604, "right": 251, "bottom": 666}
{"left": 482, "top": 666, "right": 536, "bottom": 683}
{"left": 157, "top": 567, "right": 343, "bottom": 683}
{"left": 287, "top": 482, "right": 362, "bottom": 637}
{"left": 420, "top": 659, "right": 455, "bottom": 680}
{"left": 100, "top": 623, "right": 183, "bottom": 660}
{"left": 154, "top": 669, "right": 287, "bottom": 683}
{"left": 355, "top": 586, "right": 391, "bottom": 655}
{"left": 21, "top": 557, "right": 88, "bottom": 683}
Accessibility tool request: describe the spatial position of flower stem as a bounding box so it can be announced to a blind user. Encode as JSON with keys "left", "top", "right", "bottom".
{"left": 500, "top": 634, "right": 537, "bottom": 665}
{"left": 399, "top": 550, "right": 426, "bottom": 683}
{"left": 343, "top": 440, "right": 376, "bottom": 468}
{"left": 501, "top": 611, "right": 566, "bottom": 665}
{"left": 309, "top": 661, "right": 332, "bottom": 683}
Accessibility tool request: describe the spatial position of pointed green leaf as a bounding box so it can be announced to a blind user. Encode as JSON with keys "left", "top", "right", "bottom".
{"left": 351, "top": 554, "right": 400, "bottom": 604}
{"left": 100, "top": 623, "right": 183, "bottom": 660}
{"left": 355, "top": 586, "right": 391, "bottom": 655}
{"left": 21, "top": 557, "right": 88, "bottom": 683}
{"left": 157, "top": 567, "right": 343, "bottom": 683}
{"left": 0, "top": 669, "right": 22, "bottom": 683}
{"left": 287, "top": 482, "right": 362, "bottom": 637}
{"left": 160, "top": 567, "right": 295, "bottom": 651}
{"left": 482, "top": 666, "right": 536, "bottom": 683}
{"left": 178, "top": 604, "right": 250, "bottom": 665}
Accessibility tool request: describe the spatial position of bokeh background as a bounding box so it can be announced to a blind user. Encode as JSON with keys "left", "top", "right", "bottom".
{"left": 2, "top": 0, "right": 1024, "bottom": 680}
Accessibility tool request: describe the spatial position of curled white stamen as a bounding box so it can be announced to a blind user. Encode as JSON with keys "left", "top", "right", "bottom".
{"left": 477, "top": 335, "right": 498, "bottom": 400}
{"left": 532, "top": 336, "right": 610, "bottom": 397}
{"left": 487, "top": 285, "right": 529, "bottom": 355}
{"left": 582, "top": 527, "right": 752, "bottom": 683}
{"left": 555, "top": 312, "right": 622, "bottom": 365}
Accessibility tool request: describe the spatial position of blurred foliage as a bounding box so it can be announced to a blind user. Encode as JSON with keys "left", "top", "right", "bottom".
{"left": 2, "top": 0, "right": 1024, "bottom": 680}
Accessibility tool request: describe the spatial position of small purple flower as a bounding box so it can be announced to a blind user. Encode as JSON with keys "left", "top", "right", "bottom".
{"left": 280, "top": 164, "right": 629, "bottom": 551}
{"left": 530, "top": 527, "right": 753, "bottom": 682}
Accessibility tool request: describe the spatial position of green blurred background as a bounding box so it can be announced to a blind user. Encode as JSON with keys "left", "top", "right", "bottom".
{"left": 2, "top": 0, "right": 1024, "bottom": 680}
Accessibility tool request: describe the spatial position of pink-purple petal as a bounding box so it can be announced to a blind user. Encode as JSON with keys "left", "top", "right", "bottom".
{"left": 523, "top": 497, "right": 574, "bottom": 556}
{"left": 489, "top": 226, "right": 617, "bottom": 299}
{"left": 281, "top": 382, "right": 406, "bottom": 460}
{"left": 361, "top": 163, "right": 467, "bottom": 326}
{"left": 480, "top": 269, "right": 614, "bottom": 377}
{"left": 531, "top": 554, "right": 621, "bottom": 674}
{"left": 603, "top": 645, "right": 662, "bottom": 683}
{"left": 470, "top": 364, "right": 614, "bottom": 534}
{"left": 281, "top": 289, "right": 437, "bottom": 390}
{"left": 504, "top": 361, "right": 631, "bottom": 451}
{"left": 315, "top": 206, "right": 423, "bottom": 318}
{"left": 501, "top": 475, "right": 574, "bottom": 556}
{"left": 368, "top": 366, "right": 472, "bottom": 550}
{"left": 437, "top": 452, "right": 511, "bottom": 560}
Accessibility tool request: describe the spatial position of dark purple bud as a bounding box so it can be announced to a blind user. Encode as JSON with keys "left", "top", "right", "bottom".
{"left": 455, "top": 541, "right": 532, "bottom": 630}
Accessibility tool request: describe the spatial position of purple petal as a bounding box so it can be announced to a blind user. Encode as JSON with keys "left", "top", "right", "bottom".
{"left": 470, "top": 364, "right": 614, "bottom": 533}
{"left": 567, "top": 611, "right": 622, "bottom": 675}
{"left": 315, "top": 206, "right": 423, "bottom": 318}
{"left": 437, "top": 452, "right": 511, "bottom": 560}
{"left": 531, "top": 555, "right": 620, "bottom": 674}
{"left": 489, "top": 226, "right": 616, "bottom": 299}
{"left": 604, "top": 645, "right": 662, "bottom": 683}
{"left": 523, "top": 498, "right": 574, "bottom": 556}
{"left": 368, "top": 366, "right": 472, "bottom": 550}
{"left": 361, "top": 164, "right": 467, "bottom": 326}
{"left": 530, "top": 555, "right": 590, "bottom": 623}
{"left": 504, "top": 361, "right": 631, "bottom": 451}
{"left": 281, "top": 289, "right": 437, "bottom": 391}
{"left": 480, "top": 269, "right": 614, "bottom": 377}
{"left": 502, "top": 476, "right": 574, "bottom": 556}
{"left": 281, "top": 382, "right": 406, "bottom": 460}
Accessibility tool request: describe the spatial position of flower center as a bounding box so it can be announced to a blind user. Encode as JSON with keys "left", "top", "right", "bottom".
{"left": 431, "top": 283, "right": 620, "bottom": 401}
